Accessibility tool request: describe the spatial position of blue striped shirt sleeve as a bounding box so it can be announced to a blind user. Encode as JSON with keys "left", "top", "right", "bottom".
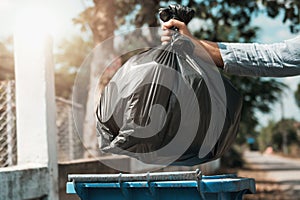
{"left": 218, "top": 35, "right": 300, "bottom": 77}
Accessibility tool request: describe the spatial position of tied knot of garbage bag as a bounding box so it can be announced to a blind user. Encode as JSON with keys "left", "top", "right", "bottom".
{"left": 159, "top": 4, "right": 195, "bottom": 24}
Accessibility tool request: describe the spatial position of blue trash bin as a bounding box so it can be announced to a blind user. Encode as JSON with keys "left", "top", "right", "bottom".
{"left": 66, "top": 170, "right": 255, "bottom": 200}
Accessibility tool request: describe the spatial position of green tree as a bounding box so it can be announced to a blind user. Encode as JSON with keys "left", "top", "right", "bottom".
{"left": 54, "top": 35, "right": 93, "bottom": 98}
{"left": 259, "top": 118, "right": 299, "bottom": 154}
{"left": 262, "top": 0, "right": 300, "bottom": 33}
{"left": 258, "top": 120, "right": 276, "bottom": 151}
{"left": 73, "top": 1, "right": 120, "bottom": 157}
{"left": 229, "top": 76, "right": 286, "bottom": 144}
{"left": 272, "top": 118, "right": 298, "bottom": 153}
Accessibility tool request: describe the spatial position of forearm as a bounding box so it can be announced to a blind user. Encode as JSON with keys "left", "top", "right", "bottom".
{"left": 162, "top": 19, "right": 300, "bottom": 77}
{"left": 193, "top": 39, "right": 224, "bottom": 68}
{"left": 193, "top": 36, "right": 300, "bottom": 77}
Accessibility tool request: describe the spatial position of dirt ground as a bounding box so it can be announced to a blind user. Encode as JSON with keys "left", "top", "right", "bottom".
{"left": 234, "top": 151, "right": 300, "bottom": 200}
{"left": 239, "top": 168, "right": 298, "bottom": 200}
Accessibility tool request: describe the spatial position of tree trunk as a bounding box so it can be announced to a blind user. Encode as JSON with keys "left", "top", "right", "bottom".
{"left": 83, "top": 0, "right": 116, "bottom": 158}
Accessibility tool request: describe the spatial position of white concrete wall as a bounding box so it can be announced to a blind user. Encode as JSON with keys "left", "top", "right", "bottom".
{"left": 0, "top": 165, "right": 49, "bottom": 199}
{"left": 3, "top": 16, "right": 59, "bottom": 199}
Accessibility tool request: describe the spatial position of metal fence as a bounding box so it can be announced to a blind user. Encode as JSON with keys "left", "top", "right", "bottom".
{"left": 0, "top": 80, "right": 86, "bottom": 167}
{"left": 56, "top": 97, "right": 85, "bottom": 161}
{"left": 0, "top": 81, "right": 17, "bottom": 167}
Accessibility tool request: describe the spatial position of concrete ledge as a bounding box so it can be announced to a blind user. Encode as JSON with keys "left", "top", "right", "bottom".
{"left": 0, "top": 164, "right": 49, "bottom": 200}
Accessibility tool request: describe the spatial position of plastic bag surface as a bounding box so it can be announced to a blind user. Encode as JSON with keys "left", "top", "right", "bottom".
{"left": 96, "top": 5, "right": 243, "bottom": 166}
{"left": 97, "top": 36, "right": 242, "bottom": 165}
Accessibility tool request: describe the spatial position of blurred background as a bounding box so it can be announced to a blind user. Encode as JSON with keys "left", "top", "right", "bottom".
{"left": 0, "top": 0, "right": 299, "bottom": 199}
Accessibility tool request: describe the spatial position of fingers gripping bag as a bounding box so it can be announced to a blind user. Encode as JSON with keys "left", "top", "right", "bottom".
{"left": 96, "top": 5, "right": 243, "bottom": 166}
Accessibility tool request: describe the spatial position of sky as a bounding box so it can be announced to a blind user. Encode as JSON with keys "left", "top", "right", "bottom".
{"left": 251, "top": 12, "right": 300, "bottom": 127}
{"left": 0, "top": 0, "right": 88, "bottom": 42}
{"left": 0, "top": 0, "right": 299, "bottom": 127}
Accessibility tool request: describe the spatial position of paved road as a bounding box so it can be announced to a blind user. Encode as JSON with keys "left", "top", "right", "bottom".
{"left": 241, "top": 151, "right": 300, "bottom": 199}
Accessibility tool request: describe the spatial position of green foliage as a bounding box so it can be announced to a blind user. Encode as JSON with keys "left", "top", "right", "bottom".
{"left": 229, "top": 77, "right": 286, "bottom": 143}
{"left": 262, "top": 0, "right": 300, "bottom": 33}
{"left": 271, "top": 119, "right": 299, "bottom": 152}
{"left": 258, "top": 120, "right": 276, "bottom": 151}
{"left": 259, "top": 119, "right": 299, "bottom": 153}
{"left": 54, "top": 35, "right": 93, "bottom": 98}
{"left": 73, "top": 1, "right": 161, "bottom": 32}
{"left": 185, "top": 0, "right": 260, "bottom": 42}
{"left": 55, "top": 35, "right": 93, "bottom": 70}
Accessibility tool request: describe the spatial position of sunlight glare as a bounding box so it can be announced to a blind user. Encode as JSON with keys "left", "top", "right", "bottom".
{"left": 15, "top": 5, "right": 56, "bottom": 52}
{"left": 15, "top": 6, "right": 58, "bottom": 38}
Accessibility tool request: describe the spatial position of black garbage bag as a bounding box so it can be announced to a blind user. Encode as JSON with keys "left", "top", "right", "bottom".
{"left": 96, "top": 5, "right": 242, "bottom": 166}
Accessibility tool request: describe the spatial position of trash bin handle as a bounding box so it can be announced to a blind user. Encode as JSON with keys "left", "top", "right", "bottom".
{"left": 68, "top": 169, "right": 202, "bottom": 183}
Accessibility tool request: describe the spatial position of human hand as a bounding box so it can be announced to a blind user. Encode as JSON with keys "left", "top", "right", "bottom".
{"left": 161, "top": 19, "right": 194, "bottom": 45}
